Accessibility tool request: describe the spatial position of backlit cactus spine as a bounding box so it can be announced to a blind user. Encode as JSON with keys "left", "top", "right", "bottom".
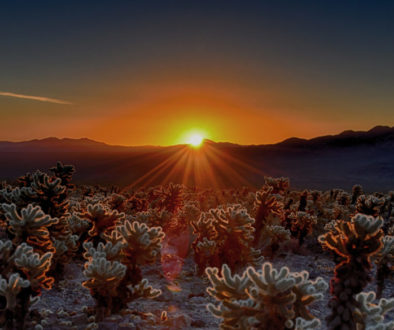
{"left": 206, "top": 262, "right": 327, "bottom": 329}
{"left": 319, "top": 214, "right": 384, "bottom": 329}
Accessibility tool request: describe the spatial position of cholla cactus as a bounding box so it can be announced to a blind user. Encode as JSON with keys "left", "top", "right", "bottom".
{"left": 153, "top": 183, "right": 184, "bottom": 213}
{"left": 319, "top": 214, "right": 384, "bottom": 329}
{"left": 351, "top": 184, "right": 363, "bottom": 204}
{"left": 67, "top": 212, "right": 90, "bottom": 237}
{"left": 82, "top": 220, "right": 164, "bottom": 319}
{"left": 178, "top": 202, "right": 201, "bottom": 226}
{"left": 0, "top": 240, "right": 54, "bottom": 328}
{"left": 30, "top": 171, "right": 69, "bottom": 218}
{"left": 116, "top": 220, "right": 164, "bottom": 268}
{"left": 0, "top": 186, "right": 35, "bottom": 210}
{"left": 80, "top": 203, "right": 125, "bottom": 244}
{"left": 83, "top": 240, "right": 124, "bottom": 261}
{"left": 128, "top": 278, "right": 161, "bottom": 300}
{"left": 259, "top": 225, "right": 291, "bottom": 258}
{"left": 83, "top": 255, "right": 126, "bottom": 296}
{"left": 107, "top": 193, "right": 126, "bottom": 212}
{"left": 206, "top": 262, "right": 328, "bottom": 329}
{"left": 2, "top": 203, "right": 58, "bottom": 253}
{"left": 13, "top": 243, "right": 54, "bottom": 291}
{"left": 0, "top": 273, "right": 30, "bottom": 310}
{"left": 253, "top": 186, "right": 283, "bottom": 246}
{"left": 134, "top": 208, "right": 172, "bottom": 228}
{"left": 264, "top": 176, "right": 290, "bottom": 195}
{"left": 49, "top": 161, "right": 75, "bottom": 189}
{"left": 192, "top": 205, "right": 263, "bottom": 273}
{"left": 83, "top": 254, "right": 127, "bottom": 318}
{"left": 354, "top": 291, "right": 394, "bottom": 329}
{"left": 0, "top": 273, "right": 30, "bottom": 328}
{"left": 356, "top": 195, "right": 386, "bottom": 217}
{"left": 374, "top": 235, "right": 394, "bottom": 298}
{"left": 284, "top": 211, "right": 317, "bottom": 246}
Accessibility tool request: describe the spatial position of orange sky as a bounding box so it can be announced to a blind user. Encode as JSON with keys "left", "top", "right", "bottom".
{"left": 1, "top": 1, "right": 394, "bottom": 146}
{"left": 0, "top": 77, "right": 391, "bottom": 146}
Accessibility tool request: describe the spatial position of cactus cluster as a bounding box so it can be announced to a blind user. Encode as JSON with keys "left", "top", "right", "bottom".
{"left": 206, "top": 262, "right": 328, "bottom": 329}
{"left": 192, "top": 204, "right": 263, "bottom": 273}
{"left": 1, "top": 167, "right": 393, "bottom": 329}
{"left": 82, "top": 219, "right": 164, "bottom": 319}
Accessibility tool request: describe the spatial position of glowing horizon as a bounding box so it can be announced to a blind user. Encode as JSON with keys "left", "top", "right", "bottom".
{"left": 1, "top": 2, "right": 393, "bottom": 146}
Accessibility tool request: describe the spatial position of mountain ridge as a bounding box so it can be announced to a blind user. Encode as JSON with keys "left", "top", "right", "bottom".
{"left": 0, "top": 125, "right": 393, "bottom": 151}
{"left": 0, "top": 125, "right": 393, "bottom": 191}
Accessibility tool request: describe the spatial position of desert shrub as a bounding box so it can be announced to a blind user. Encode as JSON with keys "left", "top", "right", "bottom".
{"left": 192, "top": 205, "right": 263, "bottom": 274}
{"left": 206, "top": 262, "right": 328, "bottom": 329}
{"left": 319, "top": 214, "right": 384, "bottom": 329}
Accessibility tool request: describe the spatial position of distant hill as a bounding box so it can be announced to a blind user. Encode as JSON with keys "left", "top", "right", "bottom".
{"left": 0, "top": 126, "right": 393, "bottom": 191}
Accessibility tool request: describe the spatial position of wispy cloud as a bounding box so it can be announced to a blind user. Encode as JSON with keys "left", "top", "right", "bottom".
{"left": 0, "top": 91, "right": 72, "bottom": 105}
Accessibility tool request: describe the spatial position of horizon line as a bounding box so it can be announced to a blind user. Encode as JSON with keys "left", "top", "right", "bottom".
{"left": 0, "top": 125, "right": 392, "bottom": 148}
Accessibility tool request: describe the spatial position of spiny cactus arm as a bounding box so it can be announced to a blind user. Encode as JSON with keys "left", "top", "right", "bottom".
{"left": 222, "top": 205, "right": 256, "bottom": 241}
{"left": 13, "top": 243, "right": 54, "bottom": 291}
{"left": 82, "top": 240, "right": 123, "bottom": 261}
{"left": 32, "top": 174, "right": 66, "bottom": 195}
{"left": 49, "top": 161, "right": 75, "bottom": 187}
{"left": 291, "top": 272, "right": 328, "bottom": 320}
{"left": 129, "top": 279, "right": 161, "bottom": 299}
{"left": 247, "top": 263, "right": 296, "bottom": 293}
{"left": 0, "top": 273, "right": 30, "bottom": 310}
{"left": 207, "top": 298, "right": 259, "bottom": 329}
{"left": 248, "top": 247, "right": 264, "bottom": 265}
{"left": 67, "top": 213, "right": 90, "bottom": 235}
{"left": 0, "top": 239, "right": 13, "bottom": 259}
{"left": 354, "top": 291, "right": 394, "bottom": 329}
{"left": 206, "top": 264, "right": 253, "bottom": 301}
{"left": 83, "top": 256, "right": 126, "bottom": 296}
{"left": 191, "top": 212, "right": 218, "bottom": 241}
{"left": 3, "top": 203, "right": 58, "bottom": 236}
{"left": 0, "top": 187, "right": 36, "bottom": 205}
{"left": 84, "top": 203, "right": 125, "bottom": 237}
{"left": 318, "top": 227, "right": 348, "bottom": 258}
{"left": 379, "top": 236, "right": 394, "bottom": 259}
{"left": 195, "top": 238, "right": 217, "bottom": 254}
{"left": 179, "top": 202, "right": 201, "bottom": 224}
{"left": 294, "top": 317, "right": 321, "bottom": 330}
{"left": 117, "top": 220, "right": 164, "bottom": 265}
{"left": 353, "top": 214, "right": 384, "bottom": 237}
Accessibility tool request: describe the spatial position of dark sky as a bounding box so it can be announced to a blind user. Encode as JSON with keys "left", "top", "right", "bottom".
{"left": 1, "top": 0, "right": 393, "bottom": 145}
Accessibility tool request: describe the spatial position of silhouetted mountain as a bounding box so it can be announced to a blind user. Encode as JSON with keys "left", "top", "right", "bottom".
{"left": 0, "top": 126, "right": 393, "bottom": 191}
{"left": 277, "top": 126, "right": 394, "bottom": 149}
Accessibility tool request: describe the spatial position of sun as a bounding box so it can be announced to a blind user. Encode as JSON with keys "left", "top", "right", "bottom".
{"left": 187, "top": 133, "right": 204, "bottom": 148}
